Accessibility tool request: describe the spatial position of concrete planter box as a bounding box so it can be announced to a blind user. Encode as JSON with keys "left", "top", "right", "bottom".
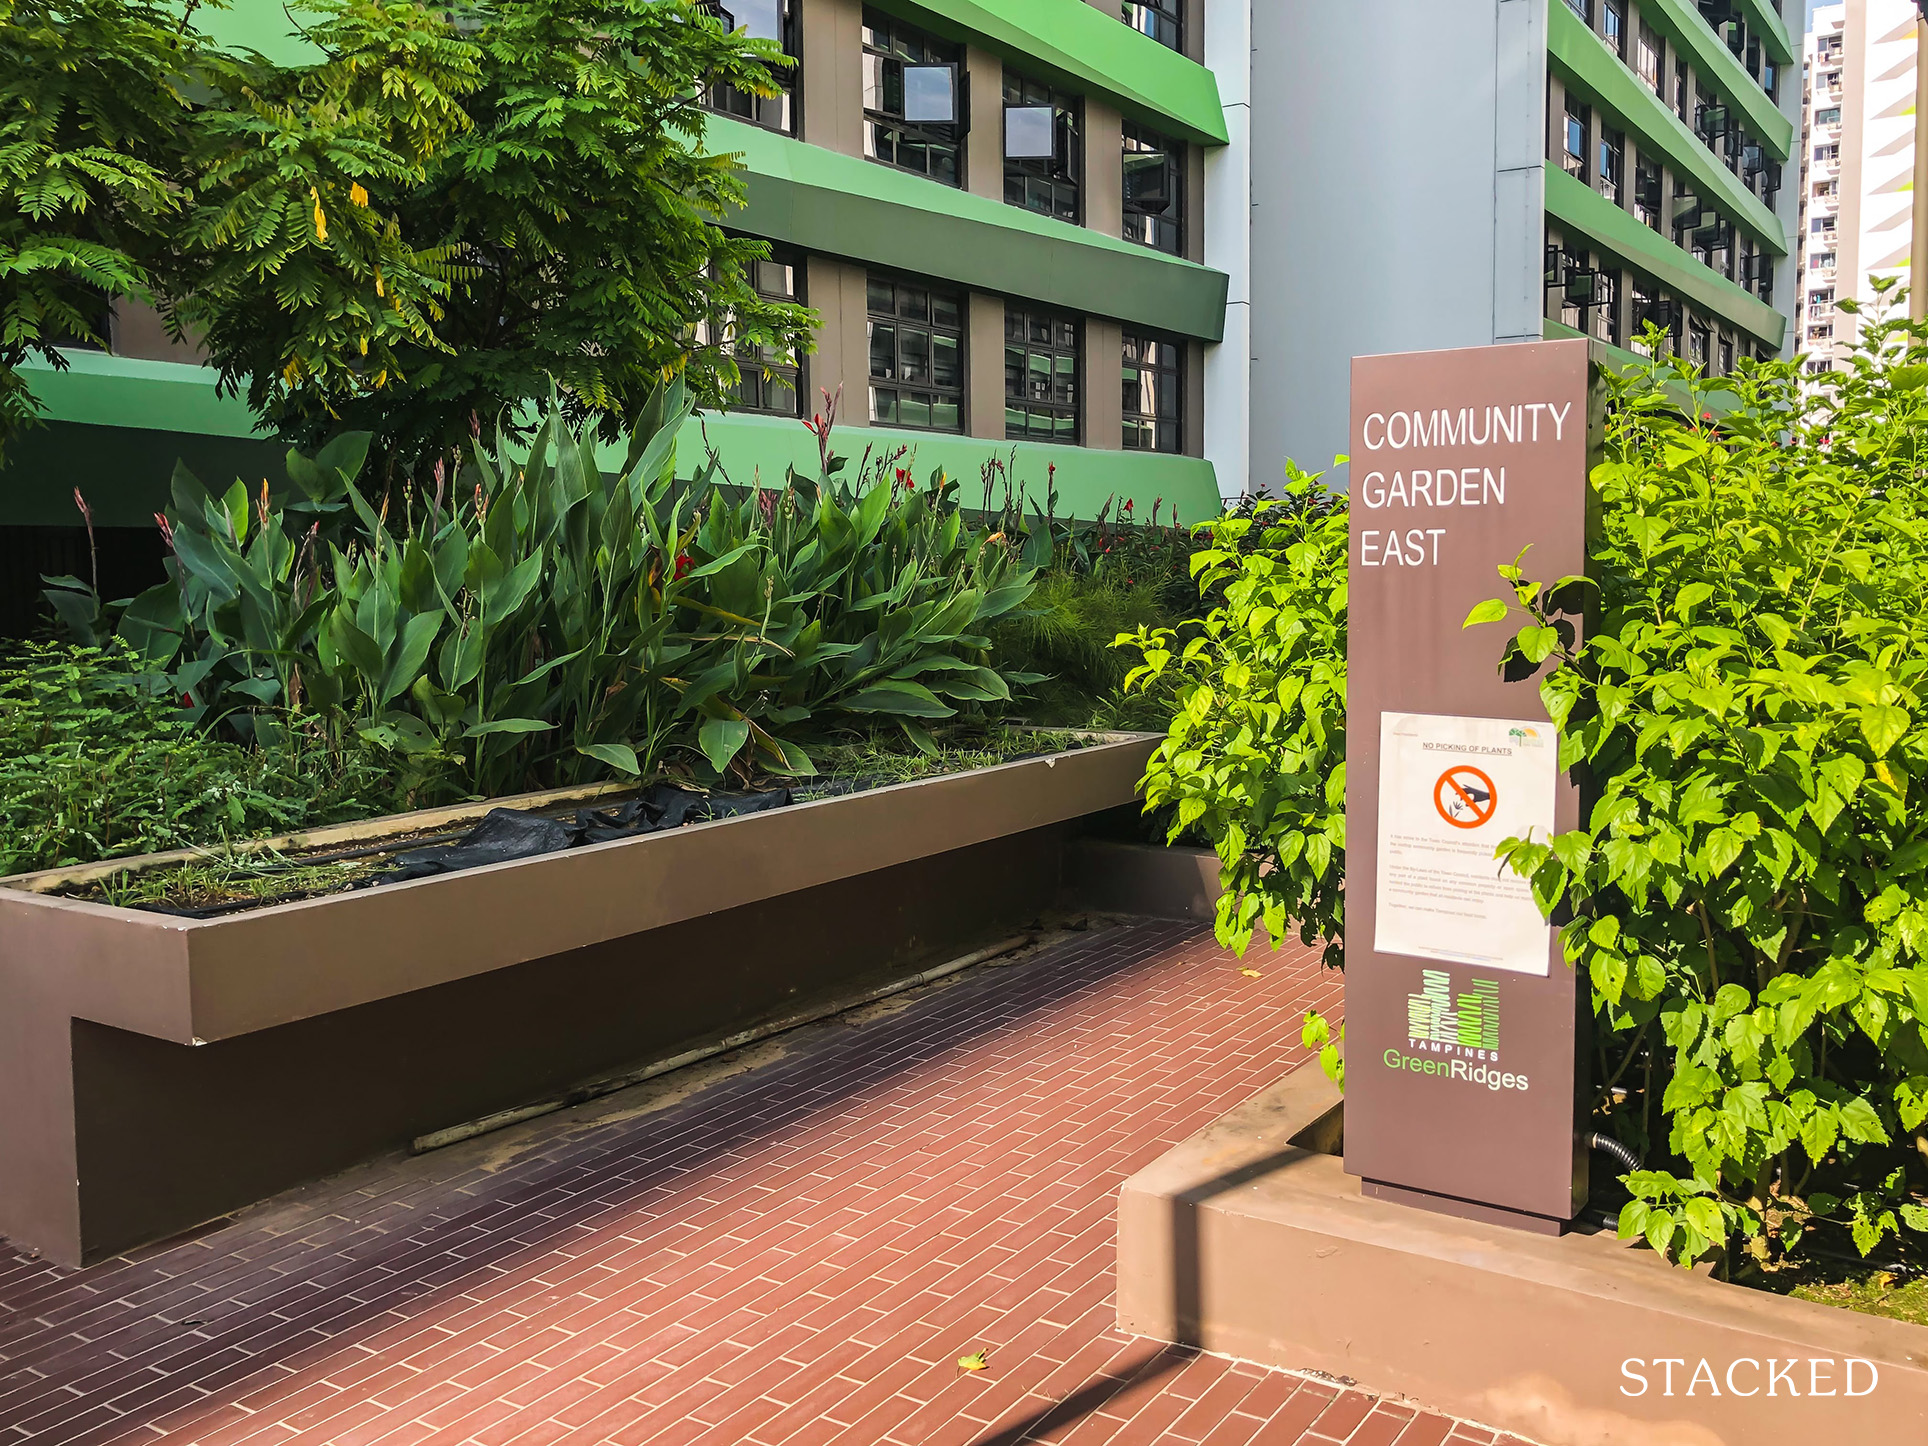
{"left": 1118, "top": 1067, "right": 1928, "bottom": 1445}
{"left": 2, "top": 735, "right": 1157, "bottom": 1265}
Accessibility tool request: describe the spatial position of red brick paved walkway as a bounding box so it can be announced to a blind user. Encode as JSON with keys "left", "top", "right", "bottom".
{"left": 0, "top": 920, "right": 1536, "bottom": 1446}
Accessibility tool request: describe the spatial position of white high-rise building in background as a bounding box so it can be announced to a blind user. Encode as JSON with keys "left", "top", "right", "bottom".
{"left": 1799, "top": 1, "right": 1918, "bottom": 370}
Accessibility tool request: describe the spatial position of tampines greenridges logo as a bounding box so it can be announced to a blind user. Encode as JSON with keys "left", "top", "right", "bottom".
{"left": 1385, "top": 969, "right": 1529, "bottom": 1092}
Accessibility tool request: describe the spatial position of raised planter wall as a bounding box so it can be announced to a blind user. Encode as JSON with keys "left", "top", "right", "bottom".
{"left": 2, "top": 739, "right": 1171, "bottom": 1265}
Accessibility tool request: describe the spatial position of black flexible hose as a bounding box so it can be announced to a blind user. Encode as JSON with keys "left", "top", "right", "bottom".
{"left": 1586, "top": 1132, "right": 1641, "bottom": 1174}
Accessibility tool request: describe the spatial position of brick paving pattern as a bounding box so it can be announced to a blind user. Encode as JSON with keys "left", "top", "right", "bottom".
{"left": 0, "top": 919, "right": 1538, "bottom": 1446}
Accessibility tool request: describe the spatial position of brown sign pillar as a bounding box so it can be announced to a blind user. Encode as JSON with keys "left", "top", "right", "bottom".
{"left": 1343, "top": 339, "right": 1594, "bottom": 1233}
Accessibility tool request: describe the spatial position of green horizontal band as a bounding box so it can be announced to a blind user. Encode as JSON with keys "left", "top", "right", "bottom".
{"left": 1545, "top": 168, "right": 1787, "bottom": 351}
{"left": 717, "top": 116, "right": 1230, "bottom": 343}
{"left": 1739, "top": 0, "right": 1795, "bottom": 69}
{"left": 1550, "top": 2, "right": 1786, "bottom": 256}
{"left": 18, "top": 350, "right": 264, "bottom": 437}
{"left": 0, "top": 408, "right": 1220, "bottom": 529}
{"left": 1634, "top": 0, "right": 1794, "bottom": 158}
{"left": 676, "top": 410, "right": 1221, "bottom": 523}
{"left": 876, "top": 0, "right": 1227, "bottom": 147}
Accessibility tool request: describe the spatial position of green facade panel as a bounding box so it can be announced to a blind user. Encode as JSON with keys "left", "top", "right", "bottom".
{"left": 675, "top": 412, "right": 1221, "bottom": 524}
{"left": 717, "top": 117, "right": 1230, "bottom": 342}
{"left": 1549, "top": 2, "right": 1785, "bottom": 255}
{"left": 1544, "top": 169, "right": 1786, "bottom": 350}
{"left": 8, "top": 361, "right": 1220, "bottom": 526}
{"left": 879, "top": 0, "right": 1227, "bottom": 146}
{"left": 1633, "top": 0, "right": 1795, "bottom": 159}
{"left": 1739, "top": 0, "right": 1796, "bottom": 68}
{"left": 19, "top": 351, "right": 263, "bottom": 438}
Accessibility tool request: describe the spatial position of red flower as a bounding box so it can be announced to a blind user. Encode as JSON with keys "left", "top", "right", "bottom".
{"left": 674, "top": 552, "right": 693, "bottom": 581}
{"left": 1123, "top": 498, "right": 1134, "bottom": 512}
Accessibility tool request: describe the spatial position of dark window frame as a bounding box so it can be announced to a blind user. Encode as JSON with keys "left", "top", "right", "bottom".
{"left": 700, "top": 243, "right": 806, "bottom": 419}
{"left": 1597, "top": 125, "right": 1624, "bottom": 204}
{"left": 1121, "top": 330, "right": 1183, "bottom": 455}
{"left": 702, "top": 0, "right": 799, "bottom": 136}
{"left": 1003, "top": 72, "right": 1083, "bottom": 225}
{"left": 1121, "top": 0, "right": 1182, "bottom": 52}
{"left": 861, "top": 8, "right": 964, "bottom": 188}
{"left": 1562, "top": 96, "right": 1589, "bottom": 181}
{"left": 866, "top": 271, "right": 966, "bottom": 434}
{"left": 1601, "top": 0, "right": 1626, "bottom": 58}
{"left": 1123, "top": 121, "right": 1185, "bottom": 256}
{"left": 1005, "top": 305, "right": 1081, "bottom": 446}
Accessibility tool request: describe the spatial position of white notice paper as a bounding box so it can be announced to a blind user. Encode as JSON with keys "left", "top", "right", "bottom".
{"left": 1374, "top": 713, "right": 1559, "bottom": 977}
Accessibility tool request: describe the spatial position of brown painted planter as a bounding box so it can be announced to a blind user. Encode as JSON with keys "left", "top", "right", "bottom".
{"left": 1118, "top": 1067, "right": 1928, "bottom": 1444}
{"left": 2, "top": 735, "right": 1156, "bottom": 1265}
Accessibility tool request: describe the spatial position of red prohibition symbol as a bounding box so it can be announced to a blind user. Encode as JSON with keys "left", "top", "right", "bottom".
{"left": 1435, "top": 765, "right": 1498, "bottom": 829}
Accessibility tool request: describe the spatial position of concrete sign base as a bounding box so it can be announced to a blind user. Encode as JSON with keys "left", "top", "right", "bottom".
{"left": 1117, "top": 1067, "right": 1928, "bottom": 1446}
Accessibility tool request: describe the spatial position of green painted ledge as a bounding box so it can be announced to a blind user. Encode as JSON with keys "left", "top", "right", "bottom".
{"left": 1739, "top": 0, "right": 1796, "bottom": 69}
{"left": 878, "top": 0, "right": 1226, "bottom": 147}
{"left": 1550, "top": 2, "right": 1785, "bottom": 254}
{"left": 717, "top": 116, "right": 1230, "bottom": 343}
{"left": 1635, "top": 0, "right": 1794, "bottom": 158}
{"left": 673, "top": 411, "right": 1223, "bottom": 523}
{"left": 11, "top": 355, "right": 1219, "bottom": 526}
{"left": 1545, "top": 169, "right": 1787, "bottom": 350}
{"left": 20, "top": 351, "right": 264, "bottom": 438}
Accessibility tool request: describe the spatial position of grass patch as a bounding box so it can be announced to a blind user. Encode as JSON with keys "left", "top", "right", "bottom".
{"left": 1745, "top": 1258, "right": 1928, "bottom": 1328}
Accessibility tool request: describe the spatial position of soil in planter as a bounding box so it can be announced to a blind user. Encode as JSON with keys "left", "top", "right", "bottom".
{"left": 41, "top": 728, "right": 1100, "bottom": 916}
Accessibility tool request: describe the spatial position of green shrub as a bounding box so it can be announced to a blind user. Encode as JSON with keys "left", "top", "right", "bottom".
{"left": 1474, "top": 303, "right": 1928, "bottom": 1268}
{"left": 1117, "top": 469, "right": 1348, "bottom": 962}
{"left": 47, "top": 384, "right": 1037, "bottom": 801}
{"left": 0, "top": 644, "right": 400, "bottom": 875}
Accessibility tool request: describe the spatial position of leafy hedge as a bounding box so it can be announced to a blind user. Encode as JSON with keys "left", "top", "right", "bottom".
{"left": 1117, "top": 469, "right": 1348, "bottom": 965}
{"left": 1477, "top": 305, "right": 1928, "bottom": 1267}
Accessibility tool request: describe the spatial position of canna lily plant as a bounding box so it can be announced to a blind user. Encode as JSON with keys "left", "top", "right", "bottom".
{"left": 46, "top": 382, "right": 1038, "bottom": 800}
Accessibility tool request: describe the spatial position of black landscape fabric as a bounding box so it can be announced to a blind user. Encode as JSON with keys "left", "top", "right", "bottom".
{"left": 366, "top": 785, "right": 798, "bottom": 885}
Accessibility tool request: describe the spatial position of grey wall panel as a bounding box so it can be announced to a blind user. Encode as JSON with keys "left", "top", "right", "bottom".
{"left": 1249, "top": 1, "right": 1544, "bottom": 492}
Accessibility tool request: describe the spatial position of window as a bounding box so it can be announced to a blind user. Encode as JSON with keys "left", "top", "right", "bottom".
{"left": 1602, "top": 0, "right": 1625, "bottom": 58}
{"left": 1816, "top": 106, "right": 1841, "bottom": 126}
{"left": 1562, "top": 0, "right": 1591, "bottom": 19}
{"left": 1004, "top": 74, "right": 1081, "bottom": 224}
{"left": 1634, "top": 159, "right": 1662, "bottom": 229}
{"left": 1562, "top": 96, "right": 1588, "bottom": 181}
{"left": 1763, "top": 59, "right": 1778, "bottom": 101}
{"left": 1636, "top": 24, "right": 1663, "bottom": 92}
{"left": 1005, "top": 307, "right": 1080, "bottom": 444}
{"left": 1814, "top": 143, "right": 1839, "bottom": 162}
{"left": 1811, "top": 216, "right": 1837, "bottom": 236}
{"left": 704, "top": 0, "right": 796, "bottom": 134}
{"left": 862, "top": 10, "right": 962, "bottom": 186}
{"left": 1629, "top": 279, "right": 1669, "bottom": 354}
{"left": 1675, "top": 59, "right": 1689, "bottom": 123}
{"left": 867, "top": 274, "right": 963, "bottom": 432}
{"left": 1556, "top": 243, "right": 1593, "bottom": 331}
{"left": 1598, "top": 127, "right": 1624, "bottom": 205}
{"left": 1814, "top": 179, "right": 1836, "bottom": 197}
{"left": 1688, "top": 319, "right": 1710, "bottom": 369}
{"left": 1121, "top": 0, "right": 1181, "bottom": 52}
{"left": 1589, "top": 269, "right": 1621, "bottom": 346}
{"left": 1121, "top": 332, "right": 1182, "bottom": 454}
{"left": 1811, "top": 251, "right": 1837, "bottom": 269}
{"left": 700, "top": 247, "right": 804, "bottom": 417}
{"left": 1718, "top": 335, "right": 1734, "bottom": 376}
{"left": 1123, "top": 122, "right": 1184, "bottom": 255}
